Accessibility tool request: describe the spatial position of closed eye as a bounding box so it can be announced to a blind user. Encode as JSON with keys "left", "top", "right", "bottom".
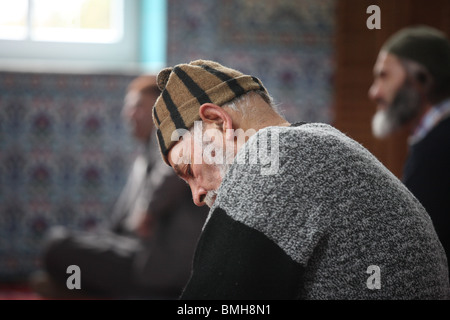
{"left": 173, "top": 163, "right": 194, "bottom": 180}
{"left": 186, "top": 164, "right": 194, "bottom": 177}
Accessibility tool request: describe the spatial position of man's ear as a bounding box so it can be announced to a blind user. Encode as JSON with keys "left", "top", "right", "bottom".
{"left": 199, "top": 103, "right": 234, "bottom": 139}
{"left": 416, "top": 71, "right": 434, "bottom": 95}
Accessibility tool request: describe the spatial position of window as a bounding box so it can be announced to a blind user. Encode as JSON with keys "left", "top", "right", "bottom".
{"left": 0, "top": 0, "right": 28, "bottom": 40}
{"left": 0, "top": 0, "right": 123, "bottom": 43}
{"left": 0, "top": 0, "right": 166, "bottom": 73}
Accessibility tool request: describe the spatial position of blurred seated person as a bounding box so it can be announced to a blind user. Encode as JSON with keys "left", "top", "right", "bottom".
{"left": 30, "top": 75, "right": 208, "bottom": 299}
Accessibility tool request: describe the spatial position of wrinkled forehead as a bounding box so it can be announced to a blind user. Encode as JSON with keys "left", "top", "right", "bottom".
{"left": 168, "top": 123, "right": 226, "bottom": 166}
{"left": 374, "top": 51, "right": 405, "bottom": 74}
{"left": 168, "top": 128, "right": 195, "bottom": 166}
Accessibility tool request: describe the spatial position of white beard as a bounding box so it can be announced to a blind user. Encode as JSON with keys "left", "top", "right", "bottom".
{"left": 204, "top": 162, "right": 232, "bottom": 208}
{"left": 371, "top": 80, "right": 423, "bottom": 139}
{"left": 371, "top": 109, "right": 396, "bottom": 139}
{"left": 202, "top": 136, "right": 234, "bottom": 208}
{"left": 204, "top": 189, "right": 217, "bottom": 208}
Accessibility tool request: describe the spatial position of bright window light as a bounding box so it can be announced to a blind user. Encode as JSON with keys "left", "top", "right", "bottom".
{"left": 32, "top": 0, "right": 123, "bottom": 43}
{"left": 0, "top": 0, "right": 166, "bottom": 74}
{"left": 0, "top": 0, "right": 123, "bottom": 43}
{"left": 0, "top": 0, "right": 28, "bottom": 40}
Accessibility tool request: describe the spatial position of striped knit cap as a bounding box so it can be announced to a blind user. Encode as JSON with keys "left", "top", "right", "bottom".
{"left": 152, "top": 59, "right": 268, "bottom": 165}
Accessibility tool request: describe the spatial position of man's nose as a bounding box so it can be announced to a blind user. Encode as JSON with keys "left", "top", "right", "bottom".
{"left": 368, "top": 81, "right": 380, "bottom": 102}
{"left": 192, "top": 186, "right": 208, "bottom": 207}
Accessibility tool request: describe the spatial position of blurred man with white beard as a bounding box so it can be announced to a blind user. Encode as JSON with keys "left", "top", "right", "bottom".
{"left": 369, "top": 26, "right": 450, "bottom": 270}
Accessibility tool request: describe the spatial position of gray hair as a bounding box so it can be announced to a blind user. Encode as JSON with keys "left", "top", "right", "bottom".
{"left": 222, "top": 90, "right": 281, "bottom": 120}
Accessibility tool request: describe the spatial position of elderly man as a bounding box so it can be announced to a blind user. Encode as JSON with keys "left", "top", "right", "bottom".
{"left": 151, "top": 59, "right": 449, "bottom": 299}
{"left": 369, "top": 25, "right": 450, "bottom": 267}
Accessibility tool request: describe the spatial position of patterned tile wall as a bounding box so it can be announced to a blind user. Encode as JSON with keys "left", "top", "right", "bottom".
{"left": 167, "top": 0, "right": 336, "bottom": 123}
{"left": 0, "top": 72, "right": 139, "bottom": 280}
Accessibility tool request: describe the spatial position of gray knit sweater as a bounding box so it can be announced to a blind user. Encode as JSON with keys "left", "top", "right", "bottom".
{"left": 181, "top": 123, "right": 450, "bottom": 299}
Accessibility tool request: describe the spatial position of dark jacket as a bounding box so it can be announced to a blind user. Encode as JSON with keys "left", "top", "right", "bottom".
{"left": 403, "top": 116, "right": 450, "bottom": 270}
